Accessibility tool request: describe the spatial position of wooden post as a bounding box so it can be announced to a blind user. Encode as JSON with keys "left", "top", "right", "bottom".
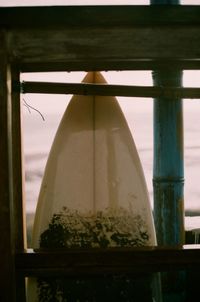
{"left": 11, "top": 67, "right": 26, "bottom": 301}
{"left": 0, "top": 31, "right": 16, "bottom": 302}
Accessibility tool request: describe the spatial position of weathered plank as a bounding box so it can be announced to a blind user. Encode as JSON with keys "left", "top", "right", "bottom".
{"left": 0, "top": 31, "right": 16, "bottom": 302}
{"left": 7, "top": 26, "right": 200, "bottom": 67}
{"left": 21, "top": 81, "right": 200, "bottom": 99}
{"left": 0, "top": 6, "right": 199, "bottom": 69}
{"left": 16, "top": 246, "right": 200, "bottom": 277}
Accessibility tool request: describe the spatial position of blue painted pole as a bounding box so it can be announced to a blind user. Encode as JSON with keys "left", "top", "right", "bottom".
{"left": 151, "top": 0, "right": 180, "bottom": 3}
{"left": 150, "top": 0, "right": 184, "bottom": 248}
{"left": 150, "top": 1, "right": 185, "bottom": 301}
{"left": 152, "top": 71, "right": 184, "bottom": 246}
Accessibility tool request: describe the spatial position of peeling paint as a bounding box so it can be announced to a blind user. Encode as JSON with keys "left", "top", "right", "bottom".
{"left": 153, "top": 70, "right": 184, "bottom": 246}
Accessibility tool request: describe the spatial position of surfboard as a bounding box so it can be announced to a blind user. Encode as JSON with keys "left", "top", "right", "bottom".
{"left": 27, "top": 72, "right": 160, "bottom": 301}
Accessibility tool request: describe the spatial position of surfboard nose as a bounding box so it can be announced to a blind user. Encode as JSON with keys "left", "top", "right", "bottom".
{"left": 82, "top": 71, "right": 107, "bottom": 84}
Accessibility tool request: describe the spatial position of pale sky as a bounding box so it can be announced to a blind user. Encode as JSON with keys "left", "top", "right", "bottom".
{"left": 1, "top": 0, "right": 200, "bottom": 6}
{"left": 0, "top": 0, "right": 149, "bottom": 5}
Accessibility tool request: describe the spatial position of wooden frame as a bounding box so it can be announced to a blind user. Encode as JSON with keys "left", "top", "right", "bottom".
{"left": 2, "top": 5, "right": 200, "bottom": 72}
{"left": 1, "top": 5, "right": 200, "bottom": 301}
{"left": 16, "top": 246, "right": 200, "bottom": 277}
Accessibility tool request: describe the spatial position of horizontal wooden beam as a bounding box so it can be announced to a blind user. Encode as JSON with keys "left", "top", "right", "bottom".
{"left": 19, "top": 60, "right": 200, "bottom": 72}
{"left": 21, "top": 81, "right": 200, "bottom": 99}
{"left": 1, "top": 5, "right": 200, "bottom": 28}
{"left": 1, "top": 6, "right": 200, "bottom": 68}
{"left": 15, "top": 246, "right": 200, "bottom": 277}
{"left": 1, "top": 6, "right": 200, "bottom": 28}
{"left": 8, "top": 26, "right": 200, "bottom": 67}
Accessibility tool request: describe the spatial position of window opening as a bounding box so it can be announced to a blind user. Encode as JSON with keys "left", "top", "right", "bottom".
{"left": 21, "top": 70, "right": 161, "bottom": 302}
{"left": 21, "top": 70, "right": 200, "bottom": 247}
{"left": 20, "top": 69, "right": 200, "bottom": 301}
{"left": 21, "top": 70, "right": 153, "bottom": 247}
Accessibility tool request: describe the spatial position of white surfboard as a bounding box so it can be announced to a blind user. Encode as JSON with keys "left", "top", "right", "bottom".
{"left": 28, "top": 72, "right": 159, "bottom": 301}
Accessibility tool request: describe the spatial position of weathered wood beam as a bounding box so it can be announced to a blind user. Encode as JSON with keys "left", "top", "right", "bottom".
{"left": 7, "top": 26, "right": 200, "bottom": 67}
{"left": 16, "top": 246, "right": 200, "bottom": 277}
{"left": 1, "top": 6, "right": 199, "bottom": 68}
{"left": 7, "top": 26, "right": 200, "bottom": 66}
{"left": 21, "top": 81, "right": 200, "bottom": 99}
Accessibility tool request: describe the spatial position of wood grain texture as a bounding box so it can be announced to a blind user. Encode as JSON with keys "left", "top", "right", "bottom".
{"left": 0, "top": 6, "right": 198, "bottom": 69}
{"left": 8, "top": 26, "right": 200, "bottom": 65}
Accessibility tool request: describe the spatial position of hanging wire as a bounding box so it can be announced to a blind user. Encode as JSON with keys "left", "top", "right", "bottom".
{"left": 22, "top": 98, "right": 45, "bottom": 121}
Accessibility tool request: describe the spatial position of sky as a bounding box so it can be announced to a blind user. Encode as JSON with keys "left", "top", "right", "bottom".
{"left": 0, "top": 0, "right": 200, "bottom": 6}
{"left": 0, "top": 0, "right": 149, "bottom": 5}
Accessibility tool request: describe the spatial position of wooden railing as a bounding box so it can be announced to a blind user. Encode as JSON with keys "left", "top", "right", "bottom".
{"left": 21, "top": 81, "right": 200, "bottom": 99}
{"left": 15, "top": 245, "right": 200, "bottom": 277}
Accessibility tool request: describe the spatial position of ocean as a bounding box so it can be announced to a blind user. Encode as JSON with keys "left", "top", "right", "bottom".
{"left": 21, "top": 71, "right": 200, "bottom": 243}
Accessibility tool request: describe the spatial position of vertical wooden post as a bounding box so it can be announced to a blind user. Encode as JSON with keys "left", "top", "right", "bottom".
{"left": 0, "top": 31, "right": 16, "bottom": 302}
{"left": 11, "top": 67, "right": 26, "bottom": 302}
{"left": 11, "top": 67, "right": 26, "bottom": 252}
